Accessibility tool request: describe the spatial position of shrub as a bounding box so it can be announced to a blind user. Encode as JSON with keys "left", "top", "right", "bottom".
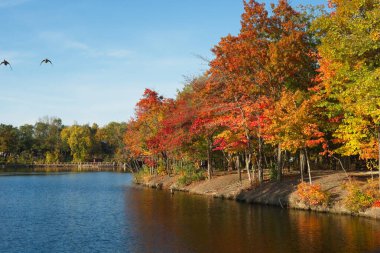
{"left": 373, "top": 200, "right": 380, "bottom": 208}
{"left": 296, "top": 182, "right": 329, "bottom": 207}
{"left": 363, "top": 179, "right": 380, "bottom": 199}
{"left": 133, "top": 165, "right": 151, "bottom": 184}
{"left": 268, "top": 162, "right": 277, "bottom": 181}
{"left": 177, "top": 163, "right": 205, "bottom": 186}
{"left": 156, "top": 160, "right": 167, "bottom": 175}
{"left": 344, "top": 185, "right": 374, "bottom": 213}
{"left": 45, "top": 151, "right": 59, "bottom": 164}
{"left": 172, "top": 162, "right": 185, "bottom": 175}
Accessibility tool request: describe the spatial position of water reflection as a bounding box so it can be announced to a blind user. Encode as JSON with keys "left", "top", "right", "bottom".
{"left": 125, "top": 186, "right": 380, "bottom": 253}
{"left": 0, "top": 172, "right": 379, "bottom": 253}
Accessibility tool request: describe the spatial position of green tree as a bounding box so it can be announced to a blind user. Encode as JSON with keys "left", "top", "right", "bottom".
{"left": 0, "top": 124, "right": 19, "bottom": 163}
{"left": 18, "top": 124, "right": 35, "bottom": 163}
{"left": 33, "top": 117, "right": 64, "bottom": 162}
{"left": 96, "top": 122, "right": 127, "bottom": 161}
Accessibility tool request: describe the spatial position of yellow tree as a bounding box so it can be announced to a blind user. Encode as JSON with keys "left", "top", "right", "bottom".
{"left": 264, "top": 90, "right": 325, "bottom": 183}
{"left": 313, "top": 0, "right": 380, "bottom": 188}
{"left": 61, "top": 125, "right": 95, "bottom": 162}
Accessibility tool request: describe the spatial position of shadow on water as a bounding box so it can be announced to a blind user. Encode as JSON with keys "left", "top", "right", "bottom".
{"left": 125, "top": 186, "right": 380, "bottom": 253}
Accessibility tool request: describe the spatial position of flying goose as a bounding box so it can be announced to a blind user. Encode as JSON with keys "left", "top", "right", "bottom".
{"left": 40, "top": 58, "right": 53, "bottom": 65}
{"left": 0, "top": 59, "right": 12, "bottom": 70}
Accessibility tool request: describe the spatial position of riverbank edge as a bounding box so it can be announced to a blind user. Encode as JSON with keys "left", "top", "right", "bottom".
{"left": 134, "top": 172, "right": 380, "bottom": 220}
{"left": 0, "top": 163, "right": 127, "bottom": 172}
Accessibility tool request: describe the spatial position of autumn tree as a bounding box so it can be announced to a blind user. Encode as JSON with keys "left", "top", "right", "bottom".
{"left": 124, "top": 89, "right": 171, "bottom": 173}
{"left": 189, "top": 104, "right": 223, "bottom": 180}
{"left": 264, "top": 91, "right": 325, "bottom": 183}
{"left": 207, "top": 0, "right": 317, "bottom": 183}
{"left": 143, "top": 76, "right": 224, "bottom": 180}
{"left": 159, "top": 77, "right": 207, "bottom": 162}
{"left": 313, "top": 0, "right": 380, "bottom": 188}
{"left": 61, "top": 125, "right": 96, "bottom": 162}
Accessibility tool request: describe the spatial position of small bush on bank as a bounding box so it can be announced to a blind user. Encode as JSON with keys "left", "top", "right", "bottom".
{"left": 344, "top": 179, "right": 379, "bottom": 213}
{"left": 344, "top": 186, "right": 374, "bottom": 213}
{"left": 133, "top": 165, "right": 151, "bottom": 184}
{"left": 363, "top": 179, "right": 380, "bottom": 199}
{"left": 177, "top": 163, "right": 205, "bottom": 186}
{"left": 373, "top": 200, "right": 380, "bottom": 208}
{"left": 296, "top": 182, "right": 329, "bottom": 207}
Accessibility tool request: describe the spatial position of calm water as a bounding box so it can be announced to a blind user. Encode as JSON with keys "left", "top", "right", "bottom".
{"left": 0, "top": 172, "right": 380, "bottom": 253}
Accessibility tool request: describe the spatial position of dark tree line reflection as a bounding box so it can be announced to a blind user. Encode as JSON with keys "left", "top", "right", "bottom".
{"left": 125, "top": 187, "right": 380, "bottom": 253}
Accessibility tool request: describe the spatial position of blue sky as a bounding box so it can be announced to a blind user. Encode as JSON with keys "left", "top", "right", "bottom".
{"left": 0, "top": 0, "right": 326, "bottom": 126}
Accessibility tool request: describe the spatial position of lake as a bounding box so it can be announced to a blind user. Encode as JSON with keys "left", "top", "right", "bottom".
{"left": 0, "top": 172, "right": 379, "bottom": 253}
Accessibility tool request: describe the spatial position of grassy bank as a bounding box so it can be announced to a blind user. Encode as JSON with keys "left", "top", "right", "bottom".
{"left": 134, "top": 170, "right": 380, "bottom": 220}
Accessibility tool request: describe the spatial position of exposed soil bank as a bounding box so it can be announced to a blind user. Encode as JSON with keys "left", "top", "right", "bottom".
{"left": 135, "top": 172, "right": 251, "bottom": 199}
{"left": 135, "top": 170, "right": 380, "bottom": 220}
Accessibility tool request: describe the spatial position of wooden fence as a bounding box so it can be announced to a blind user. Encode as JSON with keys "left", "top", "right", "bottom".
{"left": 0, "top": 162, "right": 131, "bottom": 172}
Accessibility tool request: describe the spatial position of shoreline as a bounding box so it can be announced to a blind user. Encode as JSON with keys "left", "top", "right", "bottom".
{"left": 134, "top": 171, "right": 380, "bottom": 220}
{"left": 0, "top": 163, "right": 127, "bottom": 172}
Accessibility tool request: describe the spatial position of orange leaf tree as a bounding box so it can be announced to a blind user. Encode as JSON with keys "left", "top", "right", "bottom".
{"left": 124, "top": 89, "right": 171, "bottom": 173}
{"left": 264, "top": 90, "right": 325, "bottom": 183}
{"left": 206, "top": 0, "right": 318, "bottom": 183}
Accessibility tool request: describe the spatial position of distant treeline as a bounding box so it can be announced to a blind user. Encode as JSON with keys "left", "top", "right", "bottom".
{"left": 0, "top": 117, "right": 128, "bottom": 164}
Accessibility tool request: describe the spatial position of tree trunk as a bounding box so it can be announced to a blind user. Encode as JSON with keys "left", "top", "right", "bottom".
{"left": 304, "top": 148, "right": 312, "bottom": 184}
{"left": 299, "top": 150, "right": 304, "bottom": 182}
{"left": 251, "top": 162, "right": 256, "bottom": 183}
{"left": 258, "top": 136, "right": 263, "bottom": 183}
{"left": 245, "top": 150, "right": 252, "bottom": 185}
{"left": 236, "top": 155, "right": 242, "bottom": 182}
{"left": 227, "top": 153, "right": 234, "bottom": 172}
{"left": 277, "top": 143, "right": 282, "bottom": 181}
{"left": 207, "top": 144, "right": 212, "bottom": 180}
{"left": 161, "top": 152, "right": 169, "bottom": 175}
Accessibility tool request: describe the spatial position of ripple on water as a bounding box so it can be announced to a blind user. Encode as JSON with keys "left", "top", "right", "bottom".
{"left": 0, "top": 172, "right": 380, "bottom": 253}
